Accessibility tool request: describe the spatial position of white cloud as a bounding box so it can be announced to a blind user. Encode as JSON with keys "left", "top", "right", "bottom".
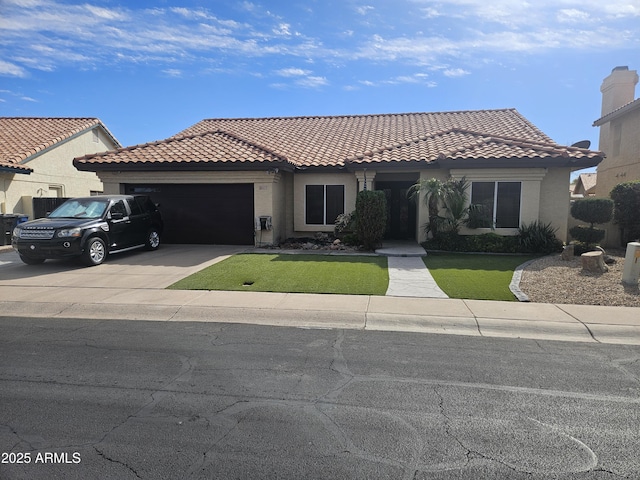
{"left": 296, "top": 75, "right": 328, "bottom": 88}
{"left": 0, "top": 60, "right": 27, "bottom": 77}
{"left": 557, "top": 9, "right": 592, "bottom": 24}
{"left": 273, "top": 23, "right": 292, "bottom": 36}
{"left": 356, "top": 6, "right": 375, "bottom": 15}
{"left": 162, "top": 69, "right": 183, "bottom": 77}
{"left": 443, "top": 68, "right": 470, "bottom": 77}
{"left": 275, "top": 67, "right": 311, "bottom": 77}
{"left": 1, "top": 0, "right": 638, "bottom": 84}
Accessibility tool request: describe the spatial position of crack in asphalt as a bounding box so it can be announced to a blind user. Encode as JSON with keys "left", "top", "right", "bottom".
{"left": 434, "top": 386, "right": 534, "bottom": 477}
{"left": 93, "top": 445, "right": 142, "bottom": 479}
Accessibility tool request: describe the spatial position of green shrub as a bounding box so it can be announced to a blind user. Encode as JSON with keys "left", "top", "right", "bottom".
{"left": 610, "top": 181, "right": 640, "bottom": 244}
{"left": 334, "top": 211, "right": 356, "bottom": 237}
{"left": 466, "top": 233, "right": 519, "bottom": 253}
{"left": 569, "top": 198, "right": 613, "bottom": 247}
{"left": 355, "top": 190, "right": 387, "bottom": 251}
{"left": 569, "top": 225, "right": 606, "bottom": 245}
{"left": 570, "top": 198, "right": 614, "bottom": 226}
{"left": 423, "top": 233, "right": 518, "bottom": 253}
{"left": 518, "top": 221, "right": 563, "bottom": 254}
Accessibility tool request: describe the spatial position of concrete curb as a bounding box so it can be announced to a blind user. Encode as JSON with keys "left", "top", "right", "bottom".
{"left": 509, "top": 258, "right": 540, "bottom": 302}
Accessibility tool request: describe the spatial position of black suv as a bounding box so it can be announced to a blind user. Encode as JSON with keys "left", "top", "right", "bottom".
{"left": 12, "top": 195, "right": 163, "bottom": 266}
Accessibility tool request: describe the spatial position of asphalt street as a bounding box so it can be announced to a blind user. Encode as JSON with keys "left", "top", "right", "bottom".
{"left": 1, "top": 316, "right": 639, "bottom": 479}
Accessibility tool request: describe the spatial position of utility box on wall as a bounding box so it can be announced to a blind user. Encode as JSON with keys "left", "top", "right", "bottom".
{"left": 622, "top": 242, "right": 640, "bottom": 285}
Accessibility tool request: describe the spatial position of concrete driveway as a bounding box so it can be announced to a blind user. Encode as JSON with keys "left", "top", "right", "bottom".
{"left": 0, "top": 244, "right": 245, "bottom": 289}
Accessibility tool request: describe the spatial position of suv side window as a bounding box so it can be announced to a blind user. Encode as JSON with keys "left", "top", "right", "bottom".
{"left": 127, "top": 198, "right": 143, "bottom": 216}
{"left": 135, "top": 196, "right": 156, "bottom": 213}
{"left": 109, "top": 200, "right": 128, "bottom": 218}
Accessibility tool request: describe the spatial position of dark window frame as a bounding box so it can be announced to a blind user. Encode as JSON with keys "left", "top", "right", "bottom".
{"left": 305, "top": 184, "right": 345, "bottom": 225}
{"left": 470, "top": 181, "right": 522, "bottom": 229}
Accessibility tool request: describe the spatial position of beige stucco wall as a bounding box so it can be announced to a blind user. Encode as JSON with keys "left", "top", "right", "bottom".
{"left": 596, "top": 107, "right": 640, "bottom": 199}
{"left": 538, "top": 167, "right": 572, "bottom": 242}
{"left": 292, "top": 172, "right": 358, "bottom": 234}
{"left": 0, "top": 128, "right": 113, "bottom": 219}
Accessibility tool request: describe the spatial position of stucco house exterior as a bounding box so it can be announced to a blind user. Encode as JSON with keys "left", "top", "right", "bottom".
{"left": 593, "top": 67, "right": 640, "bottom": 198}
{"left": 0, "top": 117, "right": 120, "bottom": 220}
{"left": 592, "top": 66, "right": 640, "bottom": 246}
{"left": 74, "top": 109, "right": 602, "bottom": 246}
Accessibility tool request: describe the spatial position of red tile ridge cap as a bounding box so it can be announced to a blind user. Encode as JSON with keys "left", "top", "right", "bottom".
{"left": 199, "top": 108, "right": 520, "bottom": 123}
{"left": 345, "top": 128, "right": 458, "bottom": 162}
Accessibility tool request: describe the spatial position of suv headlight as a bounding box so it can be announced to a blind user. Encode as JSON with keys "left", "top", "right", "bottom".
{"left": 57, "top": 228, "right": 82, "bottom": 238}
{"left": 12, "top": 227, "right": 21, "bottom": 239}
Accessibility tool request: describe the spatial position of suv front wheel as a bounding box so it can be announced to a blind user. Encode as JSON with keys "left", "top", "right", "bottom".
{"left": 145, "top": 228, "right": 161, "bottom": 251}
{"left": 82, "top": 236, "right": 107, "bottom": 266}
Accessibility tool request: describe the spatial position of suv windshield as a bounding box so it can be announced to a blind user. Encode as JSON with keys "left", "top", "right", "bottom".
{"left": 48, "top": 199, "right": 109, "bottom": 219}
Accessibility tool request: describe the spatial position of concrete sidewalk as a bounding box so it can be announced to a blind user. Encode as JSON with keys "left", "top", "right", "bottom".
{"left": 1, "top": 243, "right": 639, "bottom": 345}
{"left": 0, "top": 285, "right": 638, "bottom": 345}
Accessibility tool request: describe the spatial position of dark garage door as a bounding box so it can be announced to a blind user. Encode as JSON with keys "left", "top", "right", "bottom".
{"left": 126, "top": 183, "right": 254, "bottom": 245}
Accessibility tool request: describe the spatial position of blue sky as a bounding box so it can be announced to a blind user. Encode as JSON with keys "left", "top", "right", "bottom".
{"left": 1, "top": 0, "right": 639, "bottom": 178}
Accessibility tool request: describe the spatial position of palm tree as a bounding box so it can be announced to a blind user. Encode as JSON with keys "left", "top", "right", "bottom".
{"left": 441, "top": 177, "right": 470, "bottom": 234}
{"left": 409, "top": 177, "right": 470, "bottom": 239}
{"left": 408, "top": 178, "right": 448, "bottom": 239}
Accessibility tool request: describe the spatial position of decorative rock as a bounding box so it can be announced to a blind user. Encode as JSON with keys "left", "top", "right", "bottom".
{"left": 561, "top": 244, "right": 574, "bottom": 261}
{"left": 581, "top": 251, "right": 608, "bottom": 273}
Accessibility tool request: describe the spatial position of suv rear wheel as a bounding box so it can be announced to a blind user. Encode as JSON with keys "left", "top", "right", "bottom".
{"left": 82, "top": 237, "right": 107, "bottom": 266}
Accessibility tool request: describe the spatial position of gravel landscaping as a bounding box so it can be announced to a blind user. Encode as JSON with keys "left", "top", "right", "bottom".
{"left": 519, "top": 249, "right": 640, "bottom": 307}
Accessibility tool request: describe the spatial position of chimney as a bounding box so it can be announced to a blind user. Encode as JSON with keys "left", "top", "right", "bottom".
{"left": 600, "top": 66, "right": 639, "bottom": 117}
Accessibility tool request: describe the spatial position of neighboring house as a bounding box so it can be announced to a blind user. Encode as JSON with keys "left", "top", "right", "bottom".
{"left": 592, "top": 66, "right": 640, "bottom": 246}
{"left": 74, "top": 109, "right": 602, "bottom": 246}
{"left": 0, "top": 117, "right": 120, "bottom": 220}
{"left": 572, "top": 172, "right": 597, "bottom": 198}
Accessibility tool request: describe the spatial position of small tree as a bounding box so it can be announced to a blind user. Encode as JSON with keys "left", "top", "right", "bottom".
{"left": 569, "top": 198, "right": 613, "bottom": 246}
{"left": 355, "top": 190, "right": 387, "bottom": 250}
{"left": 610, "top": 180, "right": 640, "bottom": 245}
{"left": 408, "top": 177, "right": 470, "bottom": 238}
{"left": 408, "top": 178, "right": 447, "bottom": 239}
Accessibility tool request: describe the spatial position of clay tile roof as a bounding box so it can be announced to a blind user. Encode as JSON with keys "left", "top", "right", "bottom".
{"left": 74, "top": 130, "right": 293, "bottom": 168}
{"left": 0, "top": 117, "right": 119, "bottom": 174}
{"left": 75, "top": 109, "right": 604, "bottom": 170}
{"left": 574, "top": 172, "right": 598, "bottom": 194}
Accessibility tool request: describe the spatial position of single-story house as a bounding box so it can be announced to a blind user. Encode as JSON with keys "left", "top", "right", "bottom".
{"left": 0, "top": 117, "right": 120, "bottom": 220}
{"left": 73, "top": 109, "right": 603, "bottom": 246}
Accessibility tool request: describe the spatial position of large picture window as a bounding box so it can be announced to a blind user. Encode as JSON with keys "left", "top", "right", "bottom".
{"left": 305, "top": 185, "right": 345, "bottom": 225}
{"left": 470, "top": 181, "right": 521, "bottom": 228}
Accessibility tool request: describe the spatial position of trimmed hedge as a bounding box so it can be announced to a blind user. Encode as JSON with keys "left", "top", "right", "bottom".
{"left": 422, "top": 222, "right": 562, "bottom": 254}
{"left": 355, "top": 190, "right": 387, "bottom": 251}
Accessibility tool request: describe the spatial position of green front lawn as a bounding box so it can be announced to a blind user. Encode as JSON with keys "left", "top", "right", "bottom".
{"left": 168, "top": 252, "right": 535, "bottom": 300}
{"left": 168, "top": 253, "right": 389, "bottom": 295}
{"left": 423, "top": 253, "right": 536, "bottom": 301}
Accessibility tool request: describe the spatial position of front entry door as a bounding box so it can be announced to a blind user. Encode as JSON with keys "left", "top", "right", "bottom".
{"left": 376, "top": 181, "right": 417, "bottom": 240}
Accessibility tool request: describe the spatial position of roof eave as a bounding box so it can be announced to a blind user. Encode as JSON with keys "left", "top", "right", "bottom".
{"left": 593, "top": 98, "right": 640, "bottom": 126}
{"left": 0, "top": 165, "right": 32, "bottom": 174}
{"left": 436, "top": 156, "right": 603, "bottom": 170}
{"left": 73, "top": 160, "right": 296, "bottom": 173}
